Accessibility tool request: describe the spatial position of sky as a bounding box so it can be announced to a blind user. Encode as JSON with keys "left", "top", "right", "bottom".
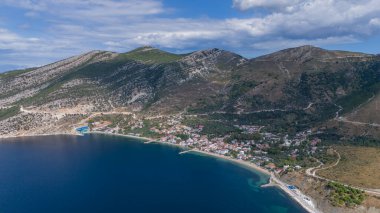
{"left": 1, "top": 0, "right": 380, "bottom": 72}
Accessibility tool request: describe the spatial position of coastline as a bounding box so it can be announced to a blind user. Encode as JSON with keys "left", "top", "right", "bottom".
{"left": 270, "top": 176, "right": 321, "bottom": 213}
{"left": 0, "top": 133, "right": 82, "bottom": 140}
{"left": 90, "top": 131, "right": 156, "bottom": 142}
{"left": 184, "top": 149, "right": 318, "bottom": 213}
{"left": 90, "top": 131, "right": 187, "bottom": 150}
{"left": 0, "top": 131, "right": 319, "bottom": 213}
{"left": 188, "top": 149, "right": 272, "bottom": 176}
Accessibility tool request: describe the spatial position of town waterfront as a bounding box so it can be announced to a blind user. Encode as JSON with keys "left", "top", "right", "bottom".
{"left": 0, "top": 134, "right": 307, "bottom": 213}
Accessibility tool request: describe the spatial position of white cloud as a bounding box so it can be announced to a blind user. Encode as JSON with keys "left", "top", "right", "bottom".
{"left": 0, "top": 28, "right": 40, "bottom": 50}
{"left": 228, "top": 0, "right": 380, "bottom": 41}
{"left": 251, "top": 36, "right": 359, "bottom": 50}
{"left": 50, "top": 18, "right": 232, "bottom": 51}
{"left": 1, "top": 0, "right": 47, "bottom": 11}
{"left": 2, "top": 0, "right": 380, "bottom": 51}
{"left": 1, "top": 0, "right": 380, "bottom": 70}
{"left": 370, "top": 18, "right": 380, "bottom": 27}
{"left": 2, "top": 0, "right": 165, "bottom": 23}
{"left": 233, "top": 0, "right": 302, "bottom": 10}
{"left": 0, "top": 27, "right": 89, "bottom": 69}
{"left": 131, "top": 31, "right": 224, "bottom": 48}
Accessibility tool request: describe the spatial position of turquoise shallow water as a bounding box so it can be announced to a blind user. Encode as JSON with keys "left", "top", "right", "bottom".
{"left": 0, "top": 134, "right": 307, "bottom": 213}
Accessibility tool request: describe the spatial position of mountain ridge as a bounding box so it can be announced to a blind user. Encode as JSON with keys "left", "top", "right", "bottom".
{"left": 0, "top": 45, "right": 380, "bottom": 141}
{"left": 2, "top": 45, "right": 375, "bottom": 75}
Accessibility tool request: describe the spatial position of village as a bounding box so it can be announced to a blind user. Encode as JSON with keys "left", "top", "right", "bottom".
{"left": 87, "top": 113, "right": 324, "bottom": 175}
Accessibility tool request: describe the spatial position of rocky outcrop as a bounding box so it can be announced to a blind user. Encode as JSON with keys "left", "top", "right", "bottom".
{"left": 0, "top": 51, "right": 117, "bottom": 107}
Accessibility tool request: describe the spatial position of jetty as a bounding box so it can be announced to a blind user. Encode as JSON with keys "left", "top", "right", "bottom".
{"left": 179, "top": 149, "right": 193, "bottom": 154}
{"left": 144, "top": 140, "right": 156, "bottom": 144}
{"left": 261, "top": 176, "right": 275, "bottom": 188}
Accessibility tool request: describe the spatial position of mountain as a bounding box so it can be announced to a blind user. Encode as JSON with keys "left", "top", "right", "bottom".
{"left": 0, "top": 45, "right": 380, "bottom": 141}
{"left": 255, "top": 45, "right": 371, "bottom": 63}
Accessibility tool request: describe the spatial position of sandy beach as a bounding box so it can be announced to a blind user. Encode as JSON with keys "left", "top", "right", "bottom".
{"left": 188, "top": 149, "right": 272, "bottom": 176}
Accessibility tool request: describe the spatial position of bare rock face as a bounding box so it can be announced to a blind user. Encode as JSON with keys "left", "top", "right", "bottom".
{"left": 0, "top": 51, "right": 117, "bottom": 108}
{"left": 179, "top": 48, "right": 246, "bottom": 78}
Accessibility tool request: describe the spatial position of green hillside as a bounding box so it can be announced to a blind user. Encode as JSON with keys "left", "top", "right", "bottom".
{"left": 120, "top": 46, "right": 185, "bottom": 64}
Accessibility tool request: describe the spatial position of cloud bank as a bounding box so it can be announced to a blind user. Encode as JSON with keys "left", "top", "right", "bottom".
{"left": 0, "top": 0, "right": 380, "bottom": 70}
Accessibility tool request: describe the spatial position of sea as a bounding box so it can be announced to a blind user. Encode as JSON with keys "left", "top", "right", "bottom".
{"left": 0, "top": 134, "right": 307, "bottom": 213}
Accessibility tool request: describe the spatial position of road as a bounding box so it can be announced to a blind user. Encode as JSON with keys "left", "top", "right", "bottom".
{"left": 78, "top": 111, "right": 134, "bottom": 125}
{"left": 20, "top": 106, "right": 134, "bottom": 124}
{"left": 333, "top": 97, "right": 380, "bottom": 127}
{"left": 335, "top": 116, "right": 380, "bottom": 127}
{"left": 305, "top": 150, "right": 380, "bottom": 196}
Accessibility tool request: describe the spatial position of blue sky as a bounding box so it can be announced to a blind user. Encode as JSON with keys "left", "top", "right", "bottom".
{"left": 1, "top": 0, "right": 380, "bottom": 72}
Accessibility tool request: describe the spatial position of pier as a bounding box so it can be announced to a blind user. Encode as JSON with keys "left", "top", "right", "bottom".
{"left": 144, "top": 140, "right": 156, "bottom": 144}
{"left": 261, "top": 177, "right": 275, "bottom": 188}
{"left": 179, "top": 149, "right": 193, "bottom": 155}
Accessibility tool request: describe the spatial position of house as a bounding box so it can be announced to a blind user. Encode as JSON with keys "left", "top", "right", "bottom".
{"left": 265, "top": 163, "right": 276, "bottom": 170}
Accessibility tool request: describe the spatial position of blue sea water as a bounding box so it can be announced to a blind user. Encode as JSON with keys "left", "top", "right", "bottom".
{"left": 0, "top": 134, "right": 307, "bottom": 213}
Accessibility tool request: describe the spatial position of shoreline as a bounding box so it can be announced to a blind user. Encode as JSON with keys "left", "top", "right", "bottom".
{"left": 184, "top": 149, "right": 318, "bottom": 213}
{"left": 0, "top": 131, "right": 319, "bottom": 213}
{"left": 90, "top": 131, "right": 156, "bottom": 142}
{"left": 0, "top": 132, "right": 82, "bottom": 140}
{"left": 270, "top": 176, "right": 320, "bottom": 213}
{"left": 188, "top": 149, "right": 272, "bottom": 176}
{"left": 90, "top": 131, "right": 187, "bottom": 150}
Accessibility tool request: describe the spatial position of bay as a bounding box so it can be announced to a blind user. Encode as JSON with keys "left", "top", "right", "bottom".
{"left": 0, "top": 134, "right": 307, "bottom": 213}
